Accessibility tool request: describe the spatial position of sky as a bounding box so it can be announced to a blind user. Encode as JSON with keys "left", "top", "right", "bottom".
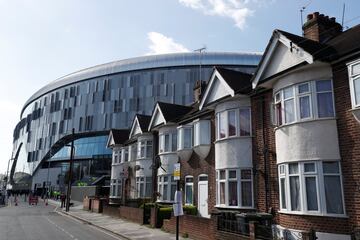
{"left": 0, "top": 0, "right": 359, "bottom": 174}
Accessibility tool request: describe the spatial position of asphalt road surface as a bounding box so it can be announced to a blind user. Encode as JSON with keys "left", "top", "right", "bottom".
{"left": 0, "top": 196, "right": 125, "bottom": 240}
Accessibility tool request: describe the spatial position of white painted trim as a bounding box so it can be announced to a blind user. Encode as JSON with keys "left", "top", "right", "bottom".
{"left": 129, "top": 117, "right": 142, "bottom": 139}
{"left": 199, "top": 69, "right": 235, "bottom": 110}
{"left": 148, "top": 103, "right": 167, "bottom": 131}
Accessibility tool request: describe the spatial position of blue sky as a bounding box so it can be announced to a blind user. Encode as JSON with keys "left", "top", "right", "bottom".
{"left": 0, "top": 0, "right": 359, "bottom": 174}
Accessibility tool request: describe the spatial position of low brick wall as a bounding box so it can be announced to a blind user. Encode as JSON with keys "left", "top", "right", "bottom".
{"left": 118, "top": 206, "right": 144, "bottom": 224}
{"left": 91, "top": 199, "right": 103, "bottom": 213}
{"left": 83, "top": 197, "right": 91, "bottom": 211}
{"left": 103, "top": 204, "right": 120, "bottom": 218}
{"left": 163, "top": 215, "right": 217, "bottom": 240}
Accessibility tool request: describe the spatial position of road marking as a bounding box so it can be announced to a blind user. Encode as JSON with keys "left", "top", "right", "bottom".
{"left": 54, "top": 211, "right": 125, "bottom": 240}
{"left": 44, "top": 216, "right": 75, "bottom": 239}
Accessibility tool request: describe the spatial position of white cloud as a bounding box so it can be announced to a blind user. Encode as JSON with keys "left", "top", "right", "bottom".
{"left": 178, "top": 0, "right": 256, "bottom": 29}
{"left": 146, "top": 32, "right": 190, "bottom": 55}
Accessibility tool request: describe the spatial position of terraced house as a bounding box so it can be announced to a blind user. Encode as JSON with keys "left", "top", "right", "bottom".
{"left": 104, "top": 11, "right": 360, "bottom": 240}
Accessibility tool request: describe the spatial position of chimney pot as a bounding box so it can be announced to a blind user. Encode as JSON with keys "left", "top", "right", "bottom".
{"left": 313, "top": 12, "right": 319, "bottom": 18}
{"left": 307, "top": 14, "right": 313, "bottom": 20}
{"left": 330, "top": 17, "right": 336, "bottom": 22}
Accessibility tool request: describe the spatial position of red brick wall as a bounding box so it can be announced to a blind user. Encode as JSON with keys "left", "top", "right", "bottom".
{"left": 102, "top": 204, "right": 120, "bottom": 218}
{"left": 333, "top": 60, "right": 360, "bottom": 232}
{"left": 91, "top": 199, "right": 103, "bottom": 213}
{"left": 163, "top": 215, "right": 216, "bottom": 240}
{"left": 251, "top": 91, "right": 278, "bottom": 216}
{"left": 118, "top": 206, "right": 144, "bottom": 224}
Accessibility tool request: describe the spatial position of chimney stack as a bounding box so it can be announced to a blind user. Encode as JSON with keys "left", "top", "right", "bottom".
{"left": 302, "top": 12, "right": 342, "bottom": 43}
{"left": 193, "top": 80, "right": 206, "bottom": 103}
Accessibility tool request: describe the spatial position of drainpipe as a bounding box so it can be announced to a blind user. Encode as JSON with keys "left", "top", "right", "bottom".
{"left": 260, "top": 96, "right": 269, "bottom": 212}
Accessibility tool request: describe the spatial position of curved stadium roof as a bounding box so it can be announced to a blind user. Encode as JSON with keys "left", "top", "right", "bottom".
{"left": 22, "top": 52, "right": 262, "bottom": 116}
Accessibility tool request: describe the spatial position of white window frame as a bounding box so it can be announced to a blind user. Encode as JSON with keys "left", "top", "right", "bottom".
{"left": 113, "top": 150, "right": 121, "bottom": 165}
{"left": 110, "top": 179, "right": 122, "bottom": 198}
{"left": 177, "top": 125, "right": 193, "bottom": 151}
{"left": 184, "top": 175, "right": 194, "bottom": 205}
{"left": 157, "top": 175, "right": 176, "bottom": 202}
{"left": 278, "top": 161, "right": 346, "bottom": 217}
{"left": 273, "top": 80, "right": 335, "bottom": 127}
{"left": 159, "top": 131, "right": 177, "bottom": 154}
{"left": 193, "top": 119, "right": 211, "bottom": 146}
{"left": 348, "top": 59, "right": 360, "bottom": 108}
{"left": 215, "top": 168, "right": 253, "bottom": 208}
{"left": 136, "top": 176, "right": 146, "bottom": 198}
{"left": 215, "top": 107, "right": 252, "bottom": 141}
{"left": 137, "top": 140, "right": 153, "bottom": 159}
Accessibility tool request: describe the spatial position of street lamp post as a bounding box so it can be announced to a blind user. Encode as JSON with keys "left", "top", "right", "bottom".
{"left": 65, "top": 128, "right": 75, "bottom": 212}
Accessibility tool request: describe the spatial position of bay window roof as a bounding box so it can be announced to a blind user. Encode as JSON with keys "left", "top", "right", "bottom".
{"left": 252, "top": 26, "right": 360, "bottom": 88}
{"left": 148, "top": 101, "right": 193, "bottom": 130}
{"left": 107, "top": 129, "right": 130, "bottom": 148}
{"left": 199, "top": 67, "right": 253, "bottom": 110}
{"left": 129, "top": 114, "right": 151, "bottom": 139}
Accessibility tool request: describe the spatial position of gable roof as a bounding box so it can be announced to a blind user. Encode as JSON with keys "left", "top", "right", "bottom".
{"left": 107, "top": 129, "right": 130, "bottom": 148}
{"left": 252, "top": 25, "right": 360, "bottom": 88}
{"left": 129, "top": 114, "right": 151, "bottom": 138}
{"left": 148, "top": 101, "right": 193, "bottom": 130}
{"left": 199, "top": 67, "right": 252, "bottom": 110}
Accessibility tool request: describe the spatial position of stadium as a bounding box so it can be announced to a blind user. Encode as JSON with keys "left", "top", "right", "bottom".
{"left": 9, "top": 52, "right": 261, "bottom": 193}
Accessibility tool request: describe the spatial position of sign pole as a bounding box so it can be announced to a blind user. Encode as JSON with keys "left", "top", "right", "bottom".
{"left": 176, "top": 179, "right": 179, "bottom": 240}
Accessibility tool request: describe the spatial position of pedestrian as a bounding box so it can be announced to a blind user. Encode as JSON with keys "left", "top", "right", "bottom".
{"left": 60, "top": 193, "right": 66, "bottom": 208}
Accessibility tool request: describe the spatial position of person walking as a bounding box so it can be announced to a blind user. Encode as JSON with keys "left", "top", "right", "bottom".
{"left": 60, "top": 193, "right": 66, "bottom": 208}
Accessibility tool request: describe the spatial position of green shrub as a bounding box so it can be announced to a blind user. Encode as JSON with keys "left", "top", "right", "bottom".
{"left": 183, "top": 205, "right": 197, "bottom": 215}
{"left": 157, "top": 207, "right": 173, "bottom": 227}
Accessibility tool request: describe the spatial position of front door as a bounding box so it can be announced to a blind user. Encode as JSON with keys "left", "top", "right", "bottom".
{"left": 198, "top": 175, "right": 210, "bottom": 218}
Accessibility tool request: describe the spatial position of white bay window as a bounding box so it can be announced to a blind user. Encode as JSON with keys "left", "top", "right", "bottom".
{"left": 159, "top": 132, "right": 177, "bottom": 153}
{"left": 216, "top": 108, "right": 251, "bottom": 140}
{"left": 216, "top": 168, "right": 253, "bottom": 208}
{"left": 136, "top": 176, "right": 152, "bottom": 198}
{"left": 110, "top": 179, "right": 122, "bottom": 198}
{"left": 273, "top": 80, "right": 335, "bottom": 126}
{"left": 194, "top": 120, "right": 211, "bottom": 146}
{"left": 278, "top": 161, "right": 345, "bottom": 216}
{"left": 348, "top": 59, "right": 360, "bottom": 108}
{"left": 177, "top": 126, "right": 193, "bottom": 150}
{"left": 137, "top": 140, "right": 153, "bottom": 159}
{"left": 157, "top": 175, "right": 177, "bottom": 202}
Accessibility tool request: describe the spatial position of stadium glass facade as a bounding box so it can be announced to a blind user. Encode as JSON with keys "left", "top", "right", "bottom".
{"left": 10, "top": 52, "right": 261, "bottom": 190}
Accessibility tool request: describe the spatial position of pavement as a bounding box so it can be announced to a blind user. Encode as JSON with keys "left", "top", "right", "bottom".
{"left": 48, "top": 198, "right": 190, "bottom": 240}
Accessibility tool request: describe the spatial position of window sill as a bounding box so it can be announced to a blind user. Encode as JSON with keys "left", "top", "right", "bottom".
{"left": 215, "top": 205, "right": 255, "bottom": 210}
{"left": 274, "top": 117, "right": 337, "bottom": 130}
{"left": 158, "top": 151, "right": 177, "bottom": 156}
{"left": 278, "top": 210, "right": 348, "bottom": 218}
{"left": 214, "top": 135, "right": 252, "bottom": 143}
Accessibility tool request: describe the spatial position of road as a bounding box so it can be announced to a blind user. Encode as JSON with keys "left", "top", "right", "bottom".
{"left": 0, "top": 196, "right": 124, "bottom": 240}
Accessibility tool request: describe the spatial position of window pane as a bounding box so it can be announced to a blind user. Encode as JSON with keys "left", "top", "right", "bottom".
{"left": 280, "top": 178, "right": 286, "bottom": 208}
{"left": 164, "top": 134, "right": 170, "bottom": 152}
{"left": 275, "top": 92, "right": 281, "bottom": 102}
{"left": 146, "top": 144, "right": 153, "bottom": 158}
{"left": 316, "top": 80, "right": 332, "bottom": 92}
{"left": 298, "top": 83, "right": 309, "bottom": 94}
{"left": 323, "top": 162, "right": 339, "bottom": 174}
{"left": 229, "top": 181, "right": 238, "bottom": 206}
{"left": 185, "top": 185, "right": 193, "bottom": 204}
{"left": 220, "top": 182, "right": 225, "bottom": 204}
{"left": 163, "top": 184, "right": 168, "bottom": 200}
{"left": 324, "top": 176, "right": 344, "bottom": 214}
{"left": 317, "top": 92, "right": 334, "bottom": 118}
{"left": 220, "top": 170, "right": 226, "bottom": 180}
{"left": 290, "top": 176, "right": 301, "bottom": 211}
{"left": 352, "top": 63, "right": 360, "bottom": 76}
{"left": 171, "top": 133, "right": 177, "bottom": 151}
{"left": 140, "top": 183, "right": 145, "bottom": 198}
{"left": 228, "top": 110, "right": 237, "bottom": 136}
{"left": 239, "top": 109, "right": 251, "bottom": 136}
{"left": 304, "top": 163, "right": 315, "bottom": 173}
{"left": 299, "top": 96, "right": 311, "bottom": 119}
{"left": 229, "top": 170, "right": 237, "bottom": 179}
{"left": 289, "top": 163, "right": 299, "bottom": 174}
{"left": 284, "top": 87, "right": 294, "bottom": 99}
{"left": 354, "top": 77, "right": 360, "bottom": 105}
{"left": 284, "top": 99, "right": 295, "bottom": 123}
{"left": 185, "top": 177, "right": 193, "bottom": 183}
{"left": 305, "top": 177, "right": 318, "bottom": 211}
{"left": 279, "top": 165, "right": 285, "bottom": 174}
{"left": 219, "top": 112, "right": 226, "bottom": 138}
{"left": 184, "top": 128, "right": 192, "bottom": 148}
{"left": 241, "top": 169, "right": 252, "bottom": 179}
{"left": 241, "top": 181, "right": 252, "bottom": 207}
